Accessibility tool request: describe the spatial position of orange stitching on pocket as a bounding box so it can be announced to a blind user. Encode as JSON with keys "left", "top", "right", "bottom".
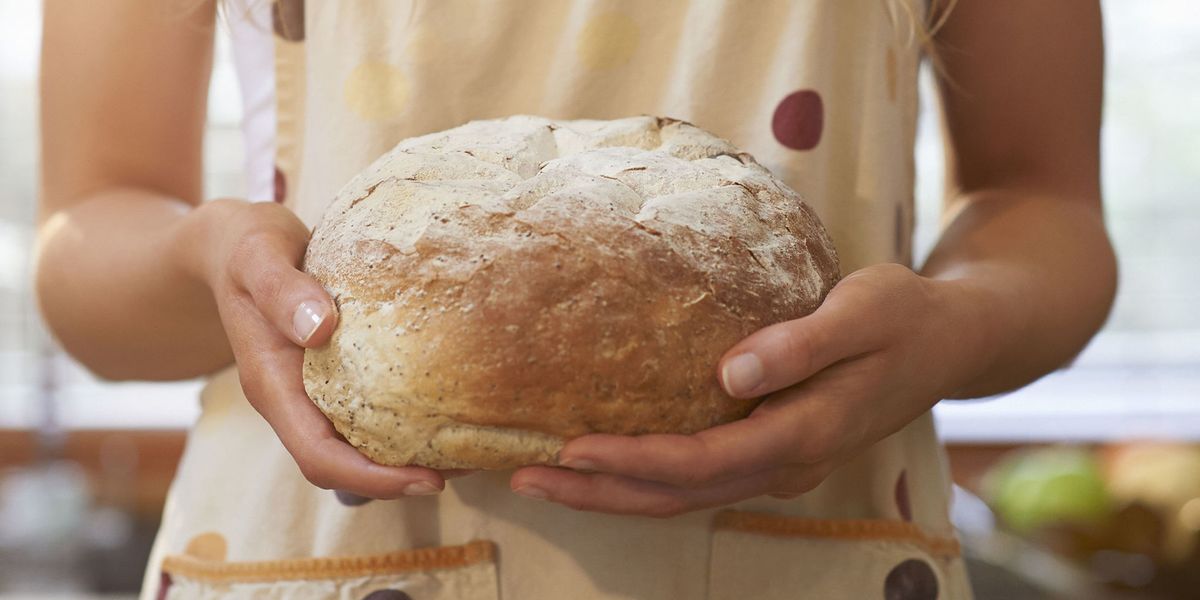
{"left": 713, "top": 510, "right": 961, "bottom": 559}
{"left": 161, "top": 539, "right": 495, "bottom": 583}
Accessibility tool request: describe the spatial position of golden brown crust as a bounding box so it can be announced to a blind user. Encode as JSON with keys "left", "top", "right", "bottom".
{"left": 302, "top": 116, "right": 840, "bottom": 469}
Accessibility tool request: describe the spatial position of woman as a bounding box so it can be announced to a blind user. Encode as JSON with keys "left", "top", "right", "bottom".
{"left": 36, "top": 0, "right": 1115, "bottom": 598}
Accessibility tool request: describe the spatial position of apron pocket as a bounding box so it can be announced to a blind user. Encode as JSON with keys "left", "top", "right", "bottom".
{"left": 159, "top": 539, "right": 498, "bottom": 600}
{"left": 708, "top": 510, "right": 968, "bottom": 600}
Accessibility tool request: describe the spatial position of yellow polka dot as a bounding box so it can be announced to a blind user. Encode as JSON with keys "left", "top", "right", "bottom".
{"left": 886, "top": 47, "right": 898, "bottom": 103}
{"left": 576, "top": 12, "right": 640, "bottom": 70}
{"left": 184, "top": 532, "right": 227, "bottom": 562}
{"left": 344, "top": 62, "right": 409, "bottom": 121}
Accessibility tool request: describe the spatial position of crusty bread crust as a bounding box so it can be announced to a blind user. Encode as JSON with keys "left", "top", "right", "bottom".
{"left": 302, "top": 116, "right": 840, "bottom": 469}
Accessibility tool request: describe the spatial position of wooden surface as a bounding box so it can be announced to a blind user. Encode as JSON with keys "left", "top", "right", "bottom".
{"left": 0, "top": 429, "right": 186, "bottom": 518}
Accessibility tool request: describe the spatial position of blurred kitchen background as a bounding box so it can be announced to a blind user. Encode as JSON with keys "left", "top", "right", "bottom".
{"left": 2, "top": 1, "right": 1199, "bottom": 598}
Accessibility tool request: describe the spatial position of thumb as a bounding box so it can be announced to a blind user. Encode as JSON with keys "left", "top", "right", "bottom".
{"left": 716, "top": 276, "right": 878, "bottom": 399}
{"left": 229, "top": 233, "right": 338, "bottom": 348}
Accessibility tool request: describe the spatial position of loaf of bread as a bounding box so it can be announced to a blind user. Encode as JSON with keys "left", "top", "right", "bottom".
{"left": 302, "top": 115, "right": 840, "bottom": 469}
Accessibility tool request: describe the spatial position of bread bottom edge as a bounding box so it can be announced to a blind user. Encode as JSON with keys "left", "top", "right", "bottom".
{"left": 353, "top": 421, "right": 569, "bottom": 471}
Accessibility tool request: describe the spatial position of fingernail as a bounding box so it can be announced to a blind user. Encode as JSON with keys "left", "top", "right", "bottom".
{"left": 559, "top": 458, "right": 597, "bottom": 472}
{"left": 293, "top": 301, "right": 327, "bottom": 343}
{"left": 334, "top": 490, "right": 372, "bottom": 506}
{"left": 721, "top": 353, "right": 764, "bottom": 396}
{"left": 402, "top": 481, "right": 441, "bottom": 496}
{"left": 514, "top": 486, "right": 548, "bottom": 501}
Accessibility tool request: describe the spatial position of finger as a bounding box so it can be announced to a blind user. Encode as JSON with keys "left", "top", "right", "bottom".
{"left": 557, "top": 386, "right": 850, "bottom": 488}
{"left": 222, "top": 295, "right": 443, "bottom": 499}
{"left": 226, "top": 226, "right": 337, "bottom": 348}
{"left": 335, "top": 469, "right": 478, "bottom": 506}
{"left": 717, "top": 272, "right": 883, "bottom": 399}
{"left": 510, "top": 464, "right": 825, "bottom": 518}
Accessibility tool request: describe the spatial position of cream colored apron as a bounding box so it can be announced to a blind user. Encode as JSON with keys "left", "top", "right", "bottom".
{"left": 142, "top": 1, "right": 974, "bottom": 598}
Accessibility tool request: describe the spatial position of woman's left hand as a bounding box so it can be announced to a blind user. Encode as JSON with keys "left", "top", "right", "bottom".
{"left": 509, "top": 263, "right": 988, "bottom": 517}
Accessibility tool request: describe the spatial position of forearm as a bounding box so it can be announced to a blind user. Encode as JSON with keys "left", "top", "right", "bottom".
{"left": 35, "top": 189, "right": 234, "bottom": 380}
{"left": 920, "top": 189, "right": 1117, "bottom": 399}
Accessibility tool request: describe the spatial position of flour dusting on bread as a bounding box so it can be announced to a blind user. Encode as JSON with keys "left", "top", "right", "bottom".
{"left": 303, "top": 115, "right": 840, "bottom": 469}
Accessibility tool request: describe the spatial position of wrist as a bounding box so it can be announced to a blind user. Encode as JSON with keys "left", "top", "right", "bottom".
{"left": 170, "top": 198, "right": 251, "bottom": 291}
{"left": 925, "top": 272, "right": 1025, "bottom": 399}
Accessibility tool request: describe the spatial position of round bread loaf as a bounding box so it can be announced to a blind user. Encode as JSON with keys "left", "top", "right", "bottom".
{"left": 302, "top": 115, "right": 840, "bottom": 470}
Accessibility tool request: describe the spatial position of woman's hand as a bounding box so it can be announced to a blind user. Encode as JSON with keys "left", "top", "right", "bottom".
{"left": 181, "top": 199, "right": 470, "bottom": 500}
{"left": 506, "top": 0, "right": 1113, "bottom": 518}
{"left": 508, "top": 263, "right": 993, "bottom": 517}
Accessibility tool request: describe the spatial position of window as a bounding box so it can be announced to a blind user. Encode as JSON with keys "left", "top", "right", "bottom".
{"left": 0, "top": 2, "right": 245, "bottom": 430}
{"left": 927, "top": 2, "right": 1200, "bottom": 441}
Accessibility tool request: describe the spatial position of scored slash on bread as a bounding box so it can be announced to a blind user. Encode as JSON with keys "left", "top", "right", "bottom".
{"left": 302, "top": 115, "right": 840, "bottom": 470}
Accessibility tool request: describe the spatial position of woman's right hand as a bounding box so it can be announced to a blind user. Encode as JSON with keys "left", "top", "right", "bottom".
{"left": 179, "top": 199, "right": 469, "bottom": 500}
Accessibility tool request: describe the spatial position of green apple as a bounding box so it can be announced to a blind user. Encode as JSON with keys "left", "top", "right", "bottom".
{"left": 984, "top": 446, "right": 1113, "bottom": 535}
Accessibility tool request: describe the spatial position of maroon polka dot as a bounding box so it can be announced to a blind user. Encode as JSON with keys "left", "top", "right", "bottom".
{"left": 895, "top": 469, "right": 912, "bottom": 521}
{"left": 155, "top": 572, "right": 173, "bottom": 600}
{"left": 272, "top": 0, "right": 305, "bottom": 42}
{"left": 273, "top": 165, "right": 287, "bottom": 204}
{"left": 884, "top": 559, "right": 939, "bottom": 600}
{"left": 335, "top": 490, "right": 373, "bottom": 507}
{"left": 772, "top": 90, "right": 824, "bottom": 151}
{"left": 362, "top": 590, "right": 413, "bottom": 600}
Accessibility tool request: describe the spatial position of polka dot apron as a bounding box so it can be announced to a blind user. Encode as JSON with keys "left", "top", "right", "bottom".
{"left": 142, "top": 1, "right": 974, "bottom": 598}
